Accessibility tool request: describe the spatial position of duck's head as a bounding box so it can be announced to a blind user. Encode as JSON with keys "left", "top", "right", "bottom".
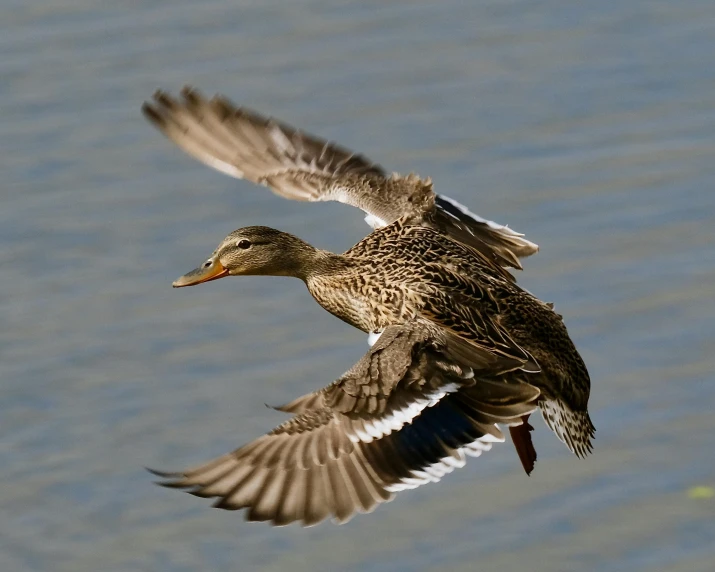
{"left": 172, "top": 226, "right": 319, "bottom": 287}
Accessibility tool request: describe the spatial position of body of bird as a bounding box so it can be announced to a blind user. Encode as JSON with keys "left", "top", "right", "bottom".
{"left": 143, "top": 86, "right": 593, "bottom": 526}
{"left": 155, "top": 220, "right": 594, "bottom": 525}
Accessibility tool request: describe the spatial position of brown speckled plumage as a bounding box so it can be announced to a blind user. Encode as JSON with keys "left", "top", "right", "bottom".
{"left": 152, "top": 221, "right": 593, "bottom": 526}
{"left": 142, "top": 86, "right": 538, "bottom": 269}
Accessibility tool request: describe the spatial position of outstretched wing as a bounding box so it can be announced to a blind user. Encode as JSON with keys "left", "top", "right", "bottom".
{"left": 150, "top": 324, "right": 540, "bottom": 526}
{"left": 142, "top": 86, "right": 386, "bottom": 202}
{"left": 143, "top": 87, "right": 539, "bottom": 269}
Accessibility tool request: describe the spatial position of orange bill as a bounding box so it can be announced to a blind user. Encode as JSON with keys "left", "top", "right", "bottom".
{"left": 172, "top": 259, "right": 229, "bottom": 288}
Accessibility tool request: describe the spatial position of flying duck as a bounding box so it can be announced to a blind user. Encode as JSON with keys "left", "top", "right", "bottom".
{"left": 150, "top": 221, "right": 593, "bottom": 526}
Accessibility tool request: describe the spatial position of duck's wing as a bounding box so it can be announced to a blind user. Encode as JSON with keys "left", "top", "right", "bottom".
{"left": 430, "top": 195, "right": 538, "bottom": 269}
{"left": 142, "top": 86, "right": 386, "bottom": 202}
{"left": 150, "top": 323, "right": 540, "bottom": 527}
{"left": 401, "top": 267, "right": 539, "bottom": 374}
{"left": 142, "top": 87, "right": 538, "bottom": 269}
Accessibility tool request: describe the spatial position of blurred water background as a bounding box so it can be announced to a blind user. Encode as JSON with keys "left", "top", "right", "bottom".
{"left": 2, "top": 1, "right": 715, "bottom": 570}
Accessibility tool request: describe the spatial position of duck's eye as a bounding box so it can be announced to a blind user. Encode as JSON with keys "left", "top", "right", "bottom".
{"left": 202, "top": 260, "right": 213, "bottom": 268}
{"left": 236, "top": 239, "right": 251, "bottom": 249}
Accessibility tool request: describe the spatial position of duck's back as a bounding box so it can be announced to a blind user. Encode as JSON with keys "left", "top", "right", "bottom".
{"left": 345, "top": 220, "right": 515, "bottom": 285}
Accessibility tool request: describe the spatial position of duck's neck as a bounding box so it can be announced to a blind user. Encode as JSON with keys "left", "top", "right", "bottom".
{"left": 276, "top": 237, "right": 351, "bottom": 282}
{"left": 299, "top": 250, "right": 353, "bottom": 282}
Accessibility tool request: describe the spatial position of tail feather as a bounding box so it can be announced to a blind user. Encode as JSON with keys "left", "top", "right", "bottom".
{"left": 540, "top": 399, "right": 595, "bottom": 458}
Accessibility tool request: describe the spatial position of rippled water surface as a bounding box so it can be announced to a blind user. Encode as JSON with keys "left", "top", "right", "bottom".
{"left": 2, "top": 1, "right": 715, "bottom": 570}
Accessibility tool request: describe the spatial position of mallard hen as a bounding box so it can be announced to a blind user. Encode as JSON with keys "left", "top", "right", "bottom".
{"left": 152, "top": 221, "right": 593, "bottom": 526}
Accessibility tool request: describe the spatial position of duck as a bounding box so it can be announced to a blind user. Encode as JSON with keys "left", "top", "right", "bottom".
{"left": 152, "top": 220, "right": 594, "bottom": 526}
{"left": 142, "top": 86, "right": 538, "bottom": 270}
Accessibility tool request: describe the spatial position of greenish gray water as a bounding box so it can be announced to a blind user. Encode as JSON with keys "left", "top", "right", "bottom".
{"left": 2, "top": 1, "right": 714, "bottom": 570}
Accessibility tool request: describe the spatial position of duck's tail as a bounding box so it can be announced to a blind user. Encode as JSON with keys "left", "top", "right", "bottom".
{"left": 540, "top": 398, "right": 595, "bottom": 458}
